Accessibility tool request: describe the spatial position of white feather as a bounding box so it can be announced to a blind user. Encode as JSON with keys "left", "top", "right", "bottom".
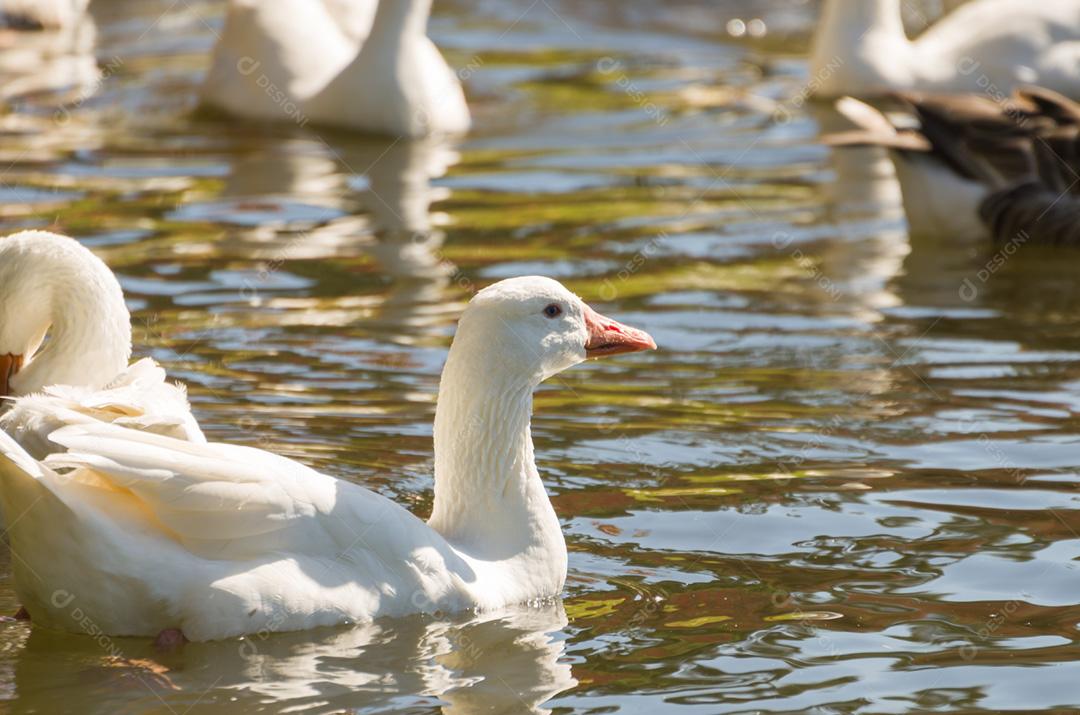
{"left": 200, "top": 0, "right": 469, "bottom": 137}
{"left": 0, "top": 232, "right": 204, "bottom": 459}
{"left": 0, "top": 277, "right": 654, "bottom": 640}
{"left": 811, "top": 0, "right": 1080, "bottom": 98}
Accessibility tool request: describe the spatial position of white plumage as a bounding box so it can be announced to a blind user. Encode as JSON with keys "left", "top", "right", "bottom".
{"left": 0, "top": 0, "right": 89, "bottom": 29}
{"left": 200, "top": 0, "right": 470, "bottom": 137}
{"left": 0, "top": 276, "right": 655, "bottom": 640}
{"left": 0, "top": 231, "right": 204, "bottom": 455}
{"left": 811, "top": 0, "right": 1080, "bottom": 98}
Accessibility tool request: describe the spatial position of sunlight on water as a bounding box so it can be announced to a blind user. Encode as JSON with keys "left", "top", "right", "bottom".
{"left": 0, "top": 0, "right": 1079, "bottom": 713}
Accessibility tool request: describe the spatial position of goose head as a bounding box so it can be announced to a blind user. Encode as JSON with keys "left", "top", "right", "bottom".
{"left": 0, "top": 231, "right": 131, "bottom": 398}
{"left": 431, "top": 276, "right": 654, "bottom": 552}
{"left": 450, "top": 276, "right": 655, "bottom": 386}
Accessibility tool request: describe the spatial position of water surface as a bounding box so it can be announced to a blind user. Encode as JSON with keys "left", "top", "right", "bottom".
{"left": 1, "top": 0, "right": 1080, "bottom": 712}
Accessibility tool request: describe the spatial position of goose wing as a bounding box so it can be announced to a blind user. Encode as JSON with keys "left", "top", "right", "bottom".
{"left": 43, "top": 420, "right": 431, "bottom": 563}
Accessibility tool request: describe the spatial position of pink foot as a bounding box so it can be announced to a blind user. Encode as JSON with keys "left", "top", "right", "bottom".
{"left": 153, "top": 628, "right": 187, "bottom": 651}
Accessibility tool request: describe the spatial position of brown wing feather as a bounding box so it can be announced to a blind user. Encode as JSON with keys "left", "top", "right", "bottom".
{"left": 980, "top": 182, "right": 1080, "bottom": 247}
{"left": 825, "top": 87, "right": 1080, "bottom": 247}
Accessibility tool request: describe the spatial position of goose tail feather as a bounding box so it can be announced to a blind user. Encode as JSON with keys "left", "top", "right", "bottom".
{"left": 0, "top": 428, "right": 67, "bottom": 530}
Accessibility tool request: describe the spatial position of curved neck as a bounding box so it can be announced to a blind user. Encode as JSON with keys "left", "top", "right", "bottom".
{"left": 819, "top": 0, "right": 905, "bottom": 39}
{"left": 811, "top": 0, "right": 912, "bottom": 94}
{"left": 11, "top": 248, "right": 131, "bottom": 395}
{"left": 429, "top": 337, "right": 563, "bottom": 562}
{"left": 369, "top": 0, "right": 432, "bottom": 42}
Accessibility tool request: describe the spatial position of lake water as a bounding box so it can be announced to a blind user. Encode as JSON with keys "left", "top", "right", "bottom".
{"left": 1, "top": 0, "right": 1079, "bottom": 712}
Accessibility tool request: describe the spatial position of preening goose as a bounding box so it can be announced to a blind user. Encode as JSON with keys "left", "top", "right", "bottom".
{"left": 200, "top": 0, "right": 470, "bottom": 137}
{"left": 810, "top": 0, "right": 1080, "bottom": 99}
{"left": 0, "top": 231, "right": 203, "bottom": 458}
{"left": 0, "top": 276, "right": 655, "bottom": 641}
{"left": 825, "top": 87, "right": 1080, "bottom": 244}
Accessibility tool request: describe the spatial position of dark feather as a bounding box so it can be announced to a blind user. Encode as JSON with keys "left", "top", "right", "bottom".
{"left": 826, "top": 87, "right": 1080, "bottom": 247}
{"left": 980, "top": 182, "right": 1080, "bottom": 247}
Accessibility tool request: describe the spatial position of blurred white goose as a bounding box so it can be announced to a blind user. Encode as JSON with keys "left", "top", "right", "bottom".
{"left": 0, "top": 0, "right": 100, "bottom": 102}
{"left": 810, "top": 0, "right": 1080, "bottom": 99}
{"left": 0, "top": 0, "right": 89, "bottom": 29}
{"left": 0, "top": 276, "right": 655, "bottom": 641}
{"left": 321, "top": 0, "right": 378, "bottom": 43}
{"left": 200, "top": 0, "right": 358, "bottom": 125}
{"left": 0, "top": 231, "right": 203, "bottom": 458}
{"left": 201, "top": 0, "right": 470, "bottom": 137}
{"left": 305, "top": 0, "right": 470, "bottom": 136}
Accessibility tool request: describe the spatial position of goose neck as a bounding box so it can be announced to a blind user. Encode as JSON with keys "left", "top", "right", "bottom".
{"left": 8, "top": 241, "right": 131, "bottom": 394}
{"left": 819, "top": 0, "right": 904, "bottom": 39}
{"left": 428, "top": 343, "right": 560, "bottom": 558}
{"left": 369, "top": 0, "right": 433, "bottom": 42}
{"left": 811, "top": 0, "right": 913, "bottom": 95}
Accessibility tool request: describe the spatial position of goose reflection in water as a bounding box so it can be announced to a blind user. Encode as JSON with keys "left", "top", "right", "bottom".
{"left": 202, "top": 130, "right": 465, "bottom": 341}
{"left": 8, "top": 604, "right": 576, "bottom": 713}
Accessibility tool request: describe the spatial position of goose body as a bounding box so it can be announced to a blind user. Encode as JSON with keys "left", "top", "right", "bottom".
{"left": 321, "top": 0, "right": 378, "bottom": 43}
{"left": 0, "top": 0, "right": 89, "bottom": 29}
{"left": 303, "top": 0, "right": 470, "bottom": 137}
{"left": 200, "top": 0, "right": 470, "bottom": 137}
{"left": 199, "top": 0, "right": 358, "bottom": 125}
{"left": 0, "top": 231, "right": 203, "bottom": 457}
{"left": 0, "top": 276, "right": 655, "bottom": 640}
{"left": 825, "top": 88, "right": 1080, "bottom": 244}
{"left": 811, "top": 0, "right": 1080, "bottom": 99}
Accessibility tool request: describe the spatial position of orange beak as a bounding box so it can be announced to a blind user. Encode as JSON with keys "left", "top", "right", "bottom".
{"left": 0, "top": 353, "right": 23, "bottom": 397}
{"left": 583, "top": 305, "right": 657, "bottom": 358}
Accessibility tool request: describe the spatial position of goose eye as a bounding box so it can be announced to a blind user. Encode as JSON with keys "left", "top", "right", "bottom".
{"left": 543, "top": 303, "right": 562, "bottom": 318}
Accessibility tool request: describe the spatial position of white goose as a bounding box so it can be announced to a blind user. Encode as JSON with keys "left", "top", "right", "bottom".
{"left": 0, "top": 0, "right": 88, "bottom": 29}
{"left": 200, "top": 0, "right": 470, "bottom": 138}
{"left": 200, "top": 0, "right": 357, "bottom": 126}
{"left": 810, "top": 0, "right": 1080, "bottom": 99}
{"left": 320, "top": 0, "right": 378, "bottom": 43}
{"left": 0, "top": 231, "right": 203, "bottom": 458}
{"left": 0, "top": 276, "right": 655, "bottom": 642}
